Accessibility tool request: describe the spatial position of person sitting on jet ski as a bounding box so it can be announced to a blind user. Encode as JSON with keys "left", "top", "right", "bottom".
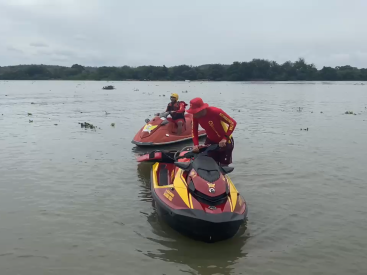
{"left": 187, "top": 97, "right": 237, "bottom": 166}
{"left": 156, "top": 93, "right": 187, "bottom": 135}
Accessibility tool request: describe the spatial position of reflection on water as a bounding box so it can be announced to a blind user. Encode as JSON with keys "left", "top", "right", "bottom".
{"left": 136, "top": 162, "right": 249, "bottom": 275}
{"left": 145, "top": 212, "right": 248, "bottom": 275}
{"left": 137, "top": 162, "right": 153, "bottom": 203}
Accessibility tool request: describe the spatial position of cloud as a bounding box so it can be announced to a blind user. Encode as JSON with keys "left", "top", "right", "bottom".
{"left": 30, "top": 42, "right": 48, "bottom": 48}
{"left": 52, "top": 49, "right": 76, "bottom": 58}
{"left": 0, "top": 0, "right": 367, "bottom": 67}
{"left": 6, "top": 46, "right": 24, "bottom": 54}
{"left": 73, "top": 35, "right": 88, "bottom": 41}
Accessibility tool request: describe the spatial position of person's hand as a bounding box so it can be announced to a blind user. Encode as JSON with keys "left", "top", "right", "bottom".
{"left": 219, "top": 139, "right": 227, "bottom": 148}
{"left": 192, "top": 145, "right": 200, "bottom": 153}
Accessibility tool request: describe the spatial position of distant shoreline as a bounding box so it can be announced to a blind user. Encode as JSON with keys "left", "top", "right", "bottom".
{"left": 1, "top": 58, "right": 367, "bottom": 81}
{"left": 1, "top": 80, "right": 366, "bottom": 83}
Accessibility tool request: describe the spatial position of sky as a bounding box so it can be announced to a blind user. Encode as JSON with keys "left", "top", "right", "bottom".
{"left": 1, "top": 0, "right": 367, "bottom": 68}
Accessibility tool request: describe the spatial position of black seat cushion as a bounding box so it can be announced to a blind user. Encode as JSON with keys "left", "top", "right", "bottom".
{"left": 191, "top": 156, "right": 221, "bottom": 182}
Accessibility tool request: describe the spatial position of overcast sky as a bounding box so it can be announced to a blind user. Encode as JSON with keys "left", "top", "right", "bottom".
{"left": 1, "top": 0, "right": 366, "bottom": 68}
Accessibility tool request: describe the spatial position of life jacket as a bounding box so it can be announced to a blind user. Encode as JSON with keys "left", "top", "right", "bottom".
{"left": 167, "top": 101, "right": 187, "bottom": 120}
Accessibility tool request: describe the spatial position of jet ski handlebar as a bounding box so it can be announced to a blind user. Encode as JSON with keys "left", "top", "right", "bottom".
{"left": 176, "top": 144, "right": 219, "bottom": 160}
{"left": 154, "top": 111, "right": 169, "bottom": 118}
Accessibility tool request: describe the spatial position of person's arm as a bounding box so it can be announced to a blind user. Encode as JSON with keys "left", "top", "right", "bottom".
{"left": 192, "top": 117, "right": 199, "bottom": 146}
{"left": 176, "top": 102, "right": 186, "bottom": 113}
{"left": 216, "top": 108, "right": 237, "bottom": 141}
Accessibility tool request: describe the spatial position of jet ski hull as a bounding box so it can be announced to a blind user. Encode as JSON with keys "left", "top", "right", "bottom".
{"left": 152, "top": 184, "right": 248, "bottom": 242}
{"left": 142, "top": 151, "right": 248, "bottom": 242}
{"left": 132, "top": 133, "right": 207, "bottom": 146}
{"left": 132, "top": 114, "right": 206, "bottom": 146}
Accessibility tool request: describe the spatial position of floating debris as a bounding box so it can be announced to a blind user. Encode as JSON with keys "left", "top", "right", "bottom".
{"left": 54, "top": 124, "right": 58, "bottom": 126}
{"left": 31, "top": 102, "right": 35, "bottom": 104}
{"left": 103, "top": 85, "right": 115, "bottom": 90}
{"left": 29, "top": 120, "right": 33, "bottom": 123}
{"left": 300, "top": 128, "right": 309, "bottom": 131}
{"left": 79, "top": 122, "right": 96, "bottom": 129}
{"left": 105, "top": 111, "right": 110, "bottom": 115}
{"left": 182, "top": 90, "right": 188, "bottom": 93}
{"left": 345, "top": 111, "right": 354, "bottom": 115}
{"left": 133, "top": 88, "right": 139, "bottom": 91}
{"left": 28, "top": 113, "right": 32, "bottom": 116}
{"left": 320, "top": 112, "right": 323, "bottom": 114}
{"left": 111, "top": 123, "right": 115, "bottom": 127}
{"left": 297, "top": 107, "right": 303, "bottom": 112}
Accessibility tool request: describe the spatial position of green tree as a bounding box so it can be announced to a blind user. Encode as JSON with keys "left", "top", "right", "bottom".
{"left": 1, "top": 58, "right": 367, "bottom": 81}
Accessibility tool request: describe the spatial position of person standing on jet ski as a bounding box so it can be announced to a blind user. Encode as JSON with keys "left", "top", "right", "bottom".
{"left": 187, "top": 97, "right": 237, "bottom": 166}
{"left": 156, "top": 93, "right": 187, "bottom": 135}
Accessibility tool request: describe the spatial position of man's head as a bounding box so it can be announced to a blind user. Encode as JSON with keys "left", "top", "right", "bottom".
{"left": 186, "top": 97, "right": 209, "bottom": 118}
{"left": 170, "top": 93, "right": 179, "bottom": 103}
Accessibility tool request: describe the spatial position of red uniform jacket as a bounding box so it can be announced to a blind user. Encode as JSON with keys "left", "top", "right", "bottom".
{"left": 192, "top": 107, "right": 237, "bottom": 146}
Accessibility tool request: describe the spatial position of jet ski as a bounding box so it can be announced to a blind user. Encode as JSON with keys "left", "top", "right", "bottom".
{"left": 137, "top": 144, "right": 248, "bottom": 242}
{"left": 132, "top": 112, "right": 206, "bottom": 146}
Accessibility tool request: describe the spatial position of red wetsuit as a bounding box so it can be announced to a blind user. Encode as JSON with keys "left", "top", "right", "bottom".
{"left": 192, "top": 107, "right": 237, "bottom": 165}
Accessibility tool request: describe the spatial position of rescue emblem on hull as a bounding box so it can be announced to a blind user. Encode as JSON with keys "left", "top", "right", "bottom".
{"left": 207, "top": 183, "right": 215, "bottom": 193}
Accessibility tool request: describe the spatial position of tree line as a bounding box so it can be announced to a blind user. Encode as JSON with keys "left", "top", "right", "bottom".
{"left": 1, "top": 58, "right": 367, "bottom": 81}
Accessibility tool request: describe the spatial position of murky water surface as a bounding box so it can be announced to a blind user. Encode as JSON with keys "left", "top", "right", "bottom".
{"left": 1, "top": 80, "right": 367, "bottom": 275}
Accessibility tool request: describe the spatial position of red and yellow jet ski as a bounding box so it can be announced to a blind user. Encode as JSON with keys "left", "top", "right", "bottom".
{"left": 132, "top": 112, "right": 206, "bottom": 146}
{"left": 137, "top": 144, "right": 248, "bottom": 242}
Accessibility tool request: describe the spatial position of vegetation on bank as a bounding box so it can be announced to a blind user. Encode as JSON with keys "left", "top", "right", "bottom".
{"left": 1, "top": 58, "right": 367, "bottom": 81}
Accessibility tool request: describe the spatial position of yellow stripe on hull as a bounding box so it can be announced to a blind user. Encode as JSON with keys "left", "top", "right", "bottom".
{"left": 173, "top": 169, "right": 192, "bottom": 209}
{"left": 152, "top": 162, "right": 173, "bottom": 188}
{"left": 225, "top": 175, "right": 238, "bottom": 212}
{"left": 152, "top": 163, "right": 191, "bottom": 208}
{"left": 189, "top": 193, "right": 193, "bottom": 209}
{"left": 228, "top": 196, "right": 233, "bottom": 212}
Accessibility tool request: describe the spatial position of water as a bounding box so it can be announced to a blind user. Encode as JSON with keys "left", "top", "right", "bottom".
{"left": 1, "top": 80, "right": 367, "bottom": 275}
